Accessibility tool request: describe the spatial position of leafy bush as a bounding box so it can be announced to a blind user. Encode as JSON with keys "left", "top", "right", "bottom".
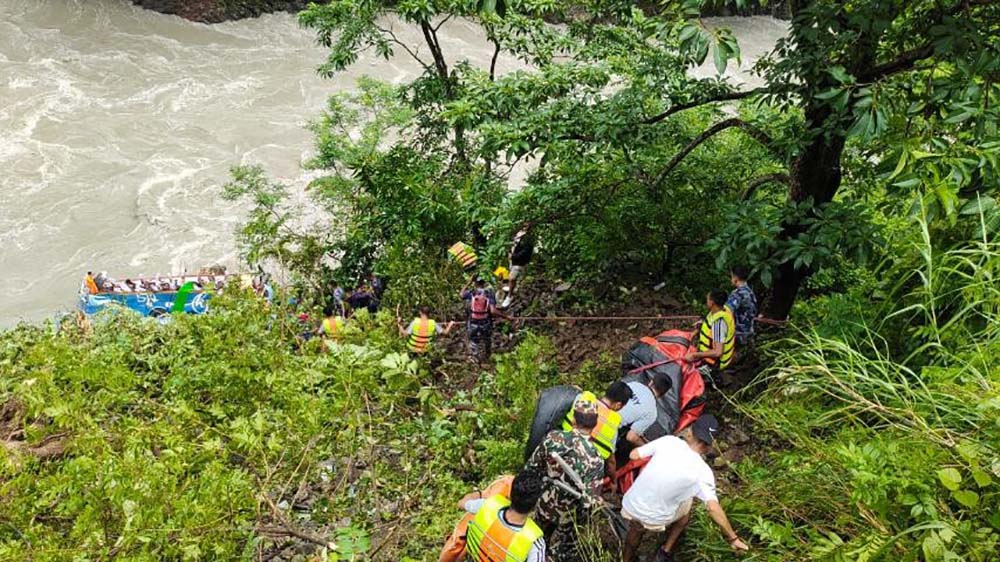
{"left": 720, "top": 218, "right": 1000, "bottom": 561}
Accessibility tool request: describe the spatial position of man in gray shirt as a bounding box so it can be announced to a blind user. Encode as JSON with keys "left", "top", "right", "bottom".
{"left": 618, "top": 373, "right": 672, "bottom": 446}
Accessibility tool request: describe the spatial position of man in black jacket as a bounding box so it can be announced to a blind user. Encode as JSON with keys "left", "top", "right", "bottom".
{"left": 501, "top": 227, "right": 534, "bottom": 309}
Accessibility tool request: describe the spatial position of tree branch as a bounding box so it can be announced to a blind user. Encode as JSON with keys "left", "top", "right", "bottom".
{"left": 489, "top": 37, "right": 501, "bottom": 82}
{"left": 375, "top": 25, "right": 433, "bottom": 73}
{"left": 742, "top": 173, "right": 790, "bottom": 200}
{"left": 863, "top": 0, "right": 994, "bottom": 81}
{"left": 641, "top": 88, "right": 768, "bottom": 126}
{"left": 419, "top": 21, "right": 450, "bottom": 85}
{"left": 652, "top": 118, "right": 776, "bottom": 187}
{"left": 862, "top": 43, "right": 935, "bottom": 81}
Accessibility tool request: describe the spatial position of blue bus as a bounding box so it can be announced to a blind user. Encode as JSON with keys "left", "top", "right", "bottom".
{"left": 77, "top": 274, "right": 233, "bottom": 319}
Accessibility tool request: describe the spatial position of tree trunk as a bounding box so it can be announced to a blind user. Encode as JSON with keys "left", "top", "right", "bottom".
{"left": 762, "top": 104, "right": 846, "bottom": 319}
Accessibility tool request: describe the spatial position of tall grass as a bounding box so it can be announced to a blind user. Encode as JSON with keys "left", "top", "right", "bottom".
{"left": 730, "top": 215, "right": 999, "bottom": 561}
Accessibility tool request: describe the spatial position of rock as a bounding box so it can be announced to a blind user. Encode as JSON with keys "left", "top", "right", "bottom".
{"left": 131, "top": 0, "right": 315, "bottom": 24}
{"left": 728, "top": 426, "right": 751, "bottom": 445}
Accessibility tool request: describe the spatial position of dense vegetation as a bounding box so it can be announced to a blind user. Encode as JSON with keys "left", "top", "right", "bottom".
{"left": 2, "top": 0, "right": 998, "bottom": 561}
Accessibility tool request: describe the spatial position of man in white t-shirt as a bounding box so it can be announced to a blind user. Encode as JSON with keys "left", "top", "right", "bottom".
{"left": 621, "top": 415, "right": 749, "bottom": 562}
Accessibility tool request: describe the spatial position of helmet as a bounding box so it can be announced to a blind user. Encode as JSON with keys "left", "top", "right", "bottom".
{"left": 493, "top": 266, "right": 510, "bottom": 280}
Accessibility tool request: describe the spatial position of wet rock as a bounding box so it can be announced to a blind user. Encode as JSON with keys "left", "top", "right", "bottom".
{"left": 131, "top": 0, "right": 314, "bottom": 23}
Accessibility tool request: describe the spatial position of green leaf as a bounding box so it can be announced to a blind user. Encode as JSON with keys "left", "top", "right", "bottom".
{"left": 970, "top": 467, "right": 993, "bottom": 488}
{"left": 847, "top": 111, "right": 871, "bottom": 138}
{"left": 815, "top": 88, "right": 844, "bottom": 100}
{"left": 951, "top": 489, "right": 979, "bottom": 508}
{"left": 713, "top": 44, "right": 727, "bottom": 74}
{"left": 828, "top": 66, "right": 853, "bottom": 84}
{"left": 959, "top": 195, "right": 996, "bottom": 216}
{"left": 893, "top": 178, "right": 922, "bottom": 189}
{"left": 937, "top": 467, "right": 962, "bottom": 491}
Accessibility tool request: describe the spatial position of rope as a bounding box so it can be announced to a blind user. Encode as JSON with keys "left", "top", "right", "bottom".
{"left": 510, "top": 314, "right": 702, "bottom": 322}
{"left": 436, "top": 314, "right": 787, "bottom": 325}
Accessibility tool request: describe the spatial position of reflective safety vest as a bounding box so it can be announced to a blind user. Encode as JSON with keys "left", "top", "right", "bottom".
{"left": 698, "top": 308, "right": 735, "bottom": 370}
{"left": 407, "top": 317, "right": 437, "bottom": 353}
{"left": 322, "top": 316, "right": 345, "bottom": 338}
{"left": 466, "top": 495, "right": 543, "bottom": 562}
{"left": 562, "top": 391, "right": 621, "bottom": 459}
{"left": 449, "top": 242, "right": 478, "bottom": 271}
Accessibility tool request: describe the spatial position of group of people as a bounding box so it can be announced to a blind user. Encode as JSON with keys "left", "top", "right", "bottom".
{"left": 313, "top": 274, "right": 386, "bottom": 342}
{"left": 437, "top": 266, "right": 760, "bottom": 562}
{"left": 444, "top": 391, "right": 749, "bottom": 562}
{"left": 83, "top": 270, "right": 231, "bottom": 295}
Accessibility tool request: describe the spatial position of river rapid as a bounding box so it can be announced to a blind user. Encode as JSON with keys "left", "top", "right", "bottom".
{"left": 0, "top": 0, "right": 787, "bottom": 326}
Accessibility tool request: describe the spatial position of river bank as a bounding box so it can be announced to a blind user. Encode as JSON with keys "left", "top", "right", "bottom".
{"left": 130, "top": 0, "right": 311, "bottom": 23}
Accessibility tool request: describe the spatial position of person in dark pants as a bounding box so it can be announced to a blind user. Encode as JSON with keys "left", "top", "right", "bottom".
{"left": 501, "top": 227, "right": 535, "bottom": 309}
{"left": 461, "top": 277, "right": 508, "bottom": 362}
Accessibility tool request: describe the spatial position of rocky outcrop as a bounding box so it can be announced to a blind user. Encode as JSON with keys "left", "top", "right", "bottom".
{"left": 131, "top": 0, "right": 315, "bottom": 23}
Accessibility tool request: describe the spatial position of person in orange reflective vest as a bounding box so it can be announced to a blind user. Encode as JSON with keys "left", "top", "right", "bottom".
{"left": 398, "top": 306, "right": 455, "bottom": 356}
{"left": 316, "top": 304, "right": 346, "bottom": 349}
{"left": 459, "top": 470, "right": 547, "bottom": 562}
{"left": 439, "top": 475, "right": 514, "bottom": 562}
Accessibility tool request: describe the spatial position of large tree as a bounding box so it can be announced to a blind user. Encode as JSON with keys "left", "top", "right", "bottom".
{"left": 301, "top": 0, "right": 1000, "bottom": 317}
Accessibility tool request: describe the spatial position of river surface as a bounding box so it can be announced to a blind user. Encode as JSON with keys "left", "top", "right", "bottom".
{"left": 0, "top": 0, "right": 786, "bottom": 326}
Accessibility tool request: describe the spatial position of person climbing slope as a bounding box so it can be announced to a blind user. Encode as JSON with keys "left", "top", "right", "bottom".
{"left": 500, "top": 227, "right": 534, "bottom": 309}
{"left": 617, "top": 372, "right": 673, "bottom": 449}
{"left": 726, "top": 266, "right": 758, "bottom": 348}
{"left": 621, "top": 415, "right": 749, "bottom": 562}
{"left": 524, "top": 397, "right": 604, "bottom": 561}
{"left": 461, "top": 277, "right": 508, "bottom": 362}
{"left": 562, "top": 381, "right": 633, "bottom": 479}
{"left": 317, "top": 305, "right": 346, "bottom": 349}
{"left": 398, "top": 306, "right": 454, "bottom": 357}
{"left": 462, "top": 471, "right": 547, "bottom": 562}
{"left": 440, "top": 474, "right": 515, "bottom": 562}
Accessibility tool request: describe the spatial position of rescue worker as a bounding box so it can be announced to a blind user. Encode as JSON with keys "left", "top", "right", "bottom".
{"left": 524, "top": 397, "right": 604, "bottom": 561}
{"left": 448, "top": 241, "right": 479, "bottom": 273}
{"left": 317, "top": 305, "right": 346, "bottom": 348}
{"left": 398, "top": 306, "right": 455, "bottom": 356}
{"left": 500, "top": 228, "right": 534, "bottom": 309}
{"left": 440, "top": 475, "right": 515, "bottom": 562}
{"left": 618, "top": 372, "right": 673, "bottom": 448}
{"left": 726, "top": 266, "right": 758, "bottom": 348}
{"left": 562, "top": 381, "right": 633, "bottom": 478}
{"left": 461, "top": 277, "right": 508, "bottom": 362}
{"left": 461, "top": 471, "right": 547, "bottom": 562}
{"left": 684, "top": 290, "right": 735, "bottom": 385}
{"left": 621, "top": 415, "right": 749, "bottom": 562}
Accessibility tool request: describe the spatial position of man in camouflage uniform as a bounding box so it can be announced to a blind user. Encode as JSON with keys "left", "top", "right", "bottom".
{"left": 524, "top": 397, "right": 605, "bottom": 561}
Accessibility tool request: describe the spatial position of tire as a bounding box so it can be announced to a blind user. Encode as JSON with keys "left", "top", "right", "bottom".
{"left": 524, "top": 384, "right": 580, "bottom": 461}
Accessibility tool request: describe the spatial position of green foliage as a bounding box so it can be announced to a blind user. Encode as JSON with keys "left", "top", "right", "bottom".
{"left": 0, "top": 291, "right": 582, "bottom": 560}
{"left": 725, "top": 218, "right": 999, "bottom": 561}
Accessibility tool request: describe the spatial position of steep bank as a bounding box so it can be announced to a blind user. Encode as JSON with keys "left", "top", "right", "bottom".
{"left": 130, "top": 0, "right": 313, "bottom": 23}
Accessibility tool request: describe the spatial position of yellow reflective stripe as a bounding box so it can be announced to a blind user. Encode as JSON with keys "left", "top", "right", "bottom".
{"left": 323, "top": 317, "right": 344, "bottom": 336}
{"left": 466, "top": 496, "right": 541, "bottom": 562}
{"left": 407, "top": 318, "right": 436, "bottom": 352}
{"left": 449, "top": 242, "right": 478, "bottom": 268}
{"left": 562, "top": 391, "right": 619, "bottom": 459}
{"left": 592, "top": 407, "right": 621, "bottom": 459}
{"left": 698, "top": 310, "right": 735, "bottom": 370}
